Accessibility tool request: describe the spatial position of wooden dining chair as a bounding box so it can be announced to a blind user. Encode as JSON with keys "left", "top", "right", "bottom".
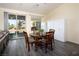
{"left": 23, "top": 31, "right": 36, "bottom": 51}
{"left": 23, "top": 31, "right": 42, "bottom": 51}
{"left": 43, "top": 32, "right": 55, "bottom": 53}
{"left": 48, "top": 31, "right": 55, "bottom": 45}
{"left": 23, "top": 31, "right": 31, "bottom": 52}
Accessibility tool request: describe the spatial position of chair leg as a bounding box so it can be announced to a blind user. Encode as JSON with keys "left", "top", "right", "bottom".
{"left": 27, "top": 43, "right": 30, "bottom": 52}
{"left": 45, "top": 44, "right": 47, "bottom": 53}
{"left": 51, "top": 43, "right": 53, "bottom": 50}
{"left": 35, "top": 41, "right": 42, "bottom": 51}
{"left": 35, "top": 42, "right": 38, "bottom": 51}
{"left": 31, "top": 42, "right": 33, "bottom": 47}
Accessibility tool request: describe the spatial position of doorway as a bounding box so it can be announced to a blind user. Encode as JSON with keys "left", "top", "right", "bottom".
{"left": 8, "top": 14, "right": 26, "bottom": 39}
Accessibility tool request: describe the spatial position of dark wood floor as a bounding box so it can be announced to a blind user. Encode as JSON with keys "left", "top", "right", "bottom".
{"left": 1, "top": 36, "right": 79, "bottom": 56}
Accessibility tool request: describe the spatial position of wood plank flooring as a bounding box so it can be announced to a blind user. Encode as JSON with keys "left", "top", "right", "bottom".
{"left": 1, "top": 37, "right": 79, "bottom": 56}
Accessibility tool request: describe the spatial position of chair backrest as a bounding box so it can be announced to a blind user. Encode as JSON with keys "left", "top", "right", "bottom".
{"left": 45, "top": 34, "right": 49, "bottom": 42}
{"left": 49, "top": 29, "right": 55, "bottom": 33}
{"left": 45, "top": 31, "right": 55, "bottom": 43}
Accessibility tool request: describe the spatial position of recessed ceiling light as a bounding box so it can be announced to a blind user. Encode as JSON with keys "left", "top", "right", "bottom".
{"left": 34, "top": 4, "right": 40, "bottom": 7}
{"left": 36, "top": 4, "right": 39, "bottom": 7}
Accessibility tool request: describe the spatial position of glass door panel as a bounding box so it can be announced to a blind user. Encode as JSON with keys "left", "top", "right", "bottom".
{"left": 17, "top": 15, "right": 26, "bottom": 37}
{"left": 8, "top": 14, "right": 17, "bottom": 38}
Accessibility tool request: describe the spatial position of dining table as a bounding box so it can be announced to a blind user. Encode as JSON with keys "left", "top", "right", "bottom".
{"left": 29, "top": 32, "right": 53, "bottom": 43}
{"left": 30, "top": 32, "right": 47, "bottom": 40}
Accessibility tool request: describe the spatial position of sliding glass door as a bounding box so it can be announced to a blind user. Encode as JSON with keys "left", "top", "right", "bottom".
{"left": 17, "top": 15, "right": 25, "bottom": 37}
{"left": 8, "top": 14, "right": 17, "bottom": 38}
{"left": 8, "top": 14, "right": 25, "bottom": 38}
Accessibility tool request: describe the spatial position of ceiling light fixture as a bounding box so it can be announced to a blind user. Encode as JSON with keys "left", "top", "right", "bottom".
{"left": 34, "top": 4, "right": 40, "bottom": 7}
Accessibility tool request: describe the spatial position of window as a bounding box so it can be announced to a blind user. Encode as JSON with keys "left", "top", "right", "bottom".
{"left": 9, "top": 14, "right": 16, "bottom": 19}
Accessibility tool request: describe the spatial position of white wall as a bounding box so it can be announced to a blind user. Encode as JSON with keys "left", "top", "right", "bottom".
{"left": 45, "top": 4, "right": 79, "bottom": 44}
{"left": 0, "top": 9, "right": 4, "bottom": 30}
{"left": 4, "top": 12, "right": 8, "bottom": 30}
{"left": 47, "top": 19, "right": 65, "bottom": 42}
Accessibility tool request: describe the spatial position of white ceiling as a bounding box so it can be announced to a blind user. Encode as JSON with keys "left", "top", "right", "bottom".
{"left": 0, "top": 3, "right": 62, "bottom": 15}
